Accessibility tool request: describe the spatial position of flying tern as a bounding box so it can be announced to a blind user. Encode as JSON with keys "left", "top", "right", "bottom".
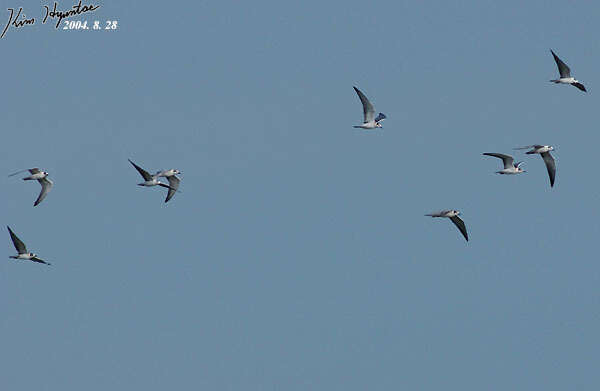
{"left": 7, "top": 226, "right": 51, "bottom": 265}
{"left": 129, "top": 159, "right": 179, "bottom": 202}
{"left": 425, "top": 210, "right": 468, "bottom": 242}
{"left": 353, "top": 86, "right": 386, "bottom": 129}
{"left": 483, "top": 153, "right": 525, "bottom": 174}
{"left": 514, "top": 145, "right": 556, "bottom": 187}
{"left": 155, "top": 168, "right": 182, "bottom": 203}
{"left": 550, "top": 49, "right": 586, "bottom": 92}
{"left": 9, "top": 168, "right": 53, "bottom": 206}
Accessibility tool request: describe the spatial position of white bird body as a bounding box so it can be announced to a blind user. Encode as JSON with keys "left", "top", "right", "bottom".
{"left": 497, "top": 167, "right": 523, "bottom": 175}
{"left": 139, "top": 178, "right": 164, "bottom": 187}
{"left": 427, "top": 210, "right": 459, "bottom": 218}
{"left": 519, "top": 145, "right": 554, "bottom": 154}
{"left": 11, "top": 253, "right": 38, "bottom": 260}
{"left": 23, "top": 171, "right": 48, "bottom": 181}
{"left": 552, "top": 77, "right": 577, "bottom": 84}
{"left": 156, "top": 169, "right": 181, "bottom": 178}
{"left": 354, "top": 121, "right": 380, "bottom": 129}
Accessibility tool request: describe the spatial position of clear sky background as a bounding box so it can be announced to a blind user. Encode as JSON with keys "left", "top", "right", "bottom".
{"left": 2, "top": 0, "right": 600, "bottom": 389}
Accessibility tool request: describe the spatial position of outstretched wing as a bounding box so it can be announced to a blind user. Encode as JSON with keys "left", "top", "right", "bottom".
{"left": 353, "top": 86, "right": 375, "bottom": 123}
{"left": 551, "top": 49, "right": 571, "bottom": 78}
{"left": 7, "top": 226, "right": 27, "bottom": 254}
{"left": 9, "top": 168, "right": 39, "bottom": 177}
{"left": 541, "top": 152, "right": 556, "bottom": 187}
{"left": 31, "top": 257, "right": 50, "bottom": 266}
{"left": 128, "top": 159, "right": 153, "bottom": 181}
{"left": 374, "top": 113, "right": 386, "bottom": 123}
{"left": 514, "top": 145, "right": 542, "bottom": 150}
{"left": 34, "top": 177, "right": 53, "bottom": 206}
{"left": 164, "top": 176, "right": 180, "bottom": 203}
{"left": 572, "top": 82, "right": 586, "bottom": 92}
{"left": 449, "top": 216, "right": 469, "bottom": 242}
{"left": 425, "top": 211, "right": 448, "bottom": 217}
{"left": 483, "top": 153, "right": 514, "bottom": 169}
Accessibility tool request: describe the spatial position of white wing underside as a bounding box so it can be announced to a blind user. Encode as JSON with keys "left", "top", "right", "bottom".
{"left": 35, "top": 177, "right": 53, "bottom": 206}
{"left": 353, "top": 87, "right": 376, "bottom": 123}
{"left": 483, "top": 153, "right": 514, "bottom": 169}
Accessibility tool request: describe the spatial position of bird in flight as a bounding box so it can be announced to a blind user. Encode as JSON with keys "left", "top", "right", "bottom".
{"left": 155, "top": 169, "right": 182, "bottom": 203}
{"left": 352, "top": 86, "right": 386, "bottom": 129}
{"left": 7, "top": 226, "right": 51, "bottom": 265}
{"left": 514, "top": 145, "right": 556, "bottom": 187}
{"left": 483, "top": 153, "right": 525, "bottom": 175}
{"left": 550, "top": 49, "right": 586, "bottom": 92}
{"left": 425, "top": 210, "right": 468, "bottom": 242}
{"left": 9, "top": 168, "right": 54, "bottom": 206}
{"left": 129, "top": 159, "right": 179, "bottom": 202}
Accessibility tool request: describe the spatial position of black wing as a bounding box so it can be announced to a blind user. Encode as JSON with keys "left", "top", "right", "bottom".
{"left": 449, "top": 216, "right": 469, "bottom": 242}
{"left": 540, "top": 152, "right": 556, "bottom": 187}
{"left": 551, "top": 49, "right": 571, "bottom": 78}
{"left": 572, "top": 82, "right": 586, "bottom": 92}
{"left": 31, "top": 257, "right": 51, "bottom": 266}
{"left": 128, "top": 159, "right": 152, "bottom": 181}
{"left": 7, "top": 226, "right": 27, "bottom": 254}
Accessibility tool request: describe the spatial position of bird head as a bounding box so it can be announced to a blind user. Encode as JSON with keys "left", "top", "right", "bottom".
{"left": 376, "top": 122, "right": 383, "bottom": 128}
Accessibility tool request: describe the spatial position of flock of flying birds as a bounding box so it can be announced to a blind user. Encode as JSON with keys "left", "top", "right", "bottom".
{"left": 4, "top": 49, "right": 586, "bottom": 263}
{"left": 423, "top": 49, "right": 579, "bottom": 242}
{"left": 355, "top": 49, "right": 575, "bottom": 242}
{"left": 6, "top": 160, "right": 182, "bottom": 265}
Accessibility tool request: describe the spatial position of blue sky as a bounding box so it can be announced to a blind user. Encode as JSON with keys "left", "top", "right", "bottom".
{"left": 2, "top": 0, "right": 600, "bottom": 389}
